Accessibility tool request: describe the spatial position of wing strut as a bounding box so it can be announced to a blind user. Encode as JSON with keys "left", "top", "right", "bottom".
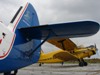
{"left": 58, "top": 39, "right": 66, "bottom": 50}
{"left": 28, "top": 30, "right": 53, "bottom": 57}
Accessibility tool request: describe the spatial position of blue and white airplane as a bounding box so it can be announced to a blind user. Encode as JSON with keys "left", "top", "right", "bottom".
{"left": 0, "top": 3, "right": 99, "bottom": 75}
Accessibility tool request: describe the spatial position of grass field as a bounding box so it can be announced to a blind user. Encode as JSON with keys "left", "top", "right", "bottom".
{"left": 65, "top": 59, "right": 100, "bottom": 64}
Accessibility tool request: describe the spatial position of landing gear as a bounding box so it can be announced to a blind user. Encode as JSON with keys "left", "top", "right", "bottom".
{"left": 78, "top": 59, "right": 88, "bottom": 67}
{"left": 39, "top": 63, "right": 42, "bottom": 66}
{"left": 79, "top": 61, "right": 84, "bottom": 67}
{"left": 61, "top": 62, "right": 64, "bottom": 66}
{"left": 4, "top": 70, "right": 18, "bottom": 75}
{"left": 83, "top": 61, "right": 88, "bottom": 66}
{"left": 39, "top": 63, "right": 44, "bottom": 66}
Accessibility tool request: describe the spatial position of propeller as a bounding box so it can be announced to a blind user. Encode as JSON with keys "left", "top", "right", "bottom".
{"left": 94, "top": 44, "right": 98, "bottom": 51}
{"left": 94, "top": 44, "right": 100, "bottom": 57}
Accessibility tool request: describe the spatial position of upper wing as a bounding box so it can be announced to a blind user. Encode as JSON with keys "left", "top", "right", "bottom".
{"left": 19, "top": 21, "right": 99, "bottom": 40}
{"left": 47, "top": 38, "right": 77, "bottom": 51}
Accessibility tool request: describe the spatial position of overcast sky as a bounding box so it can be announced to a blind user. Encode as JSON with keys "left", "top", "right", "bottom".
{"left": 0, "top": 0, "right": 100, "bottom": 58}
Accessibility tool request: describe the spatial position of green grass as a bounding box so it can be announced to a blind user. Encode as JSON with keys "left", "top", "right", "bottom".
{"left": 65, "top": 59, "right": 100, "bottom": 64}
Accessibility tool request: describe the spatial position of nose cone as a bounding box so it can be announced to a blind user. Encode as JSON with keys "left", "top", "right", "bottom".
{"left": 87, "top": 45, "right": 98, "bottom": 54}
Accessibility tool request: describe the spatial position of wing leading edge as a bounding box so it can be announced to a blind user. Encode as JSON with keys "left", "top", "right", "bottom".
{"left": 19, "top": 21, "right": 99, "bottom": 40}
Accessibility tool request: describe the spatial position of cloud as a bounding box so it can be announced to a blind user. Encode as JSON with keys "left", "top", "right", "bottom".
{"left": 1, "top": 0, "right": 100, "bottom": 24}
{"left": 0, "top": 0, "right": 26, "bottom": 24}
{"left": 0, "top": 1, "right": 21, "bottom": 24}
{"left": 38, "top": 0, "right": 100, "bottom": 24}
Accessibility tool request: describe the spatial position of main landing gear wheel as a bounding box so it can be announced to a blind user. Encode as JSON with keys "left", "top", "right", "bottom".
{"left": 78, "top": 59, "right": 88, "bottom": 67}
{"left": 61, "top": 62, "right": 64, "bottom": 66}
{"left": 4, "top": 70, "right": 18, "bottom": 75}
{"left": 83, "top": 61, "right": 88, "bottom": 66}
{"left": 39, "top": 63, "right": 42, "bottom": 66}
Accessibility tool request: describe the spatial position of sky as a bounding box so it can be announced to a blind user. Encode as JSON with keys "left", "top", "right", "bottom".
{"left": 0, "top": 0, "right": 100, "bottom": 58}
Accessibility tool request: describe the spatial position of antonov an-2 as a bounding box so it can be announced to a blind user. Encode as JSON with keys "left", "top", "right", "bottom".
{"left": 0, "top": 2, "right": 99, "bottom": 75}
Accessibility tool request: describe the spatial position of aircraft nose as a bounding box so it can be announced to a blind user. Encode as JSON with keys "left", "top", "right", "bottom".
{"left": 91, "top": 45, "right": 98, "bottom": 55}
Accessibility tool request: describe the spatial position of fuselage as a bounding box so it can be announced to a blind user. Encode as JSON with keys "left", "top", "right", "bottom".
{"left": 38, "top": 47, "right": 96, "bottom": 63}
{"left": 39, "top": 50, "right": 64, "bottom": 63}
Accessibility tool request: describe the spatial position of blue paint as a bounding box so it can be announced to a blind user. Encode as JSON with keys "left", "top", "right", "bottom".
{"left": 0, "top": 3, "right": 41, "bottom": 72}
{"left": 19, "top": 21, "right": 100, "bottom": 40}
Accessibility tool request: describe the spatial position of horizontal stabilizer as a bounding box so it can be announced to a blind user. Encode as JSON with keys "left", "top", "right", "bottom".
{"left": 19, "top": 21, "right": 99, "bottom": 40}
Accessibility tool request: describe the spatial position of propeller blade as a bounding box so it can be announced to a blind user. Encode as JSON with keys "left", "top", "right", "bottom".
{"left": 94, "top": 44, "right": 100, "bottom": 57}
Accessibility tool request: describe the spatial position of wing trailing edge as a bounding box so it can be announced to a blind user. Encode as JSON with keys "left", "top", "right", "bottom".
{"left": 19, "top": 21, "right": 99, "bottom": 40}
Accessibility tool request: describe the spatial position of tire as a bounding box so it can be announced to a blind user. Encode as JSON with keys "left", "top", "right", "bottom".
{"left": 83, "top": 62, "right": 88, "bottom": 66}
{"left": 79, "top": 62, "right": 84, "bottom": 67}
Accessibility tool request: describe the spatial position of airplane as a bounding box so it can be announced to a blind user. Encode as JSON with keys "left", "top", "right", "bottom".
{"left": 0, "top": 2, "right": 99, "bottom": 75}
{"left": 38, "top": 38, "right": 97, "bottom": 67}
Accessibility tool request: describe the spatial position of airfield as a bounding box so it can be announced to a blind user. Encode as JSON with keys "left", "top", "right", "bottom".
{"left": 1, "top": 63, "right": 100, "bottom": 75}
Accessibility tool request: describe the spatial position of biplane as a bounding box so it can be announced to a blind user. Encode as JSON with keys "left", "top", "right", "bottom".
{"left": 0, "top": 3, "right": 99, "bottom": 75}
{"left": 38, "top": 38, "right": 97, "bottom": 66}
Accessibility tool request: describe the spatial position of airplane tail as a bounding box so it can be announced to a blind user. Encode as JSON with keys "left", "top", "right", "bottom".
{"left": 7, "top": 3, "right": 41, "bottom": 63}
